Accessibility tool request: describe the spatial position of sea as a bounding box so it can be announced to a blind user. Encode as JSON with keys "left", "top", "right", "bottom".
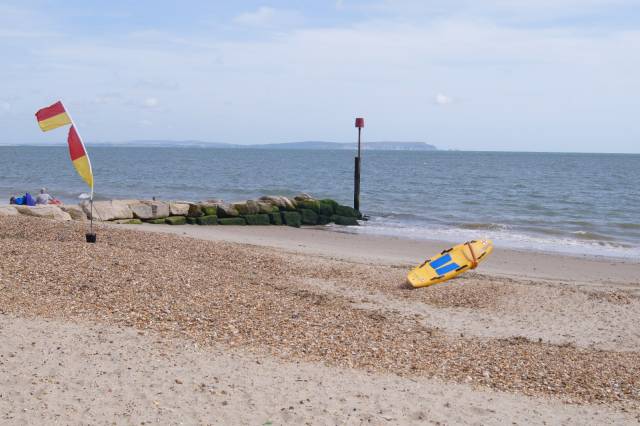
{"left": 1, "top": 146, "right": 639, "bottom": 259}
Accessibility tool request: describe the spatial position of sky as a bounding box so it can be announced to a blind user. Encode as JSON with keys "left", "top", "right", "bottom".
{"left": 1, "top": 0, "right": 639, "bottom": 152}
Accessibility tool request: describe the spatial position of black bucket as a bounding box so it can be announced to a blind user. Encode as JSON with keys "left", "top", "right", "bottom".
{"left": 85, "top": 233, "right": 97, "bottom": 243}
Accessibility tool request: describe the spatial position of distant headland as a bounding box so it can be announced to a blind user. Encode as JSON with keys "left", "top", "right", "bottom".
{"left": 92, "top": 140, "right": 438, "bottom": 151}
{"left": 3, "top": 140, "right": 437, "bottom": 151}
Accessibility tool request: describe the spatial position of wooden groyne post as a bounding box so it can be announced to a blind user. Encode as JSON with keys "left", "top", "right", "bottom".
{"left": 354, "top": 117, "right": 364, "bottom": 212}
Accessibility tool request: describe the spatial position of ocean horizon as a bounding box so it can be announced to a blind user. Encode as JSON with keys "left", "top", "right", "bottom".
{"left": 1, "top": 146, "right": 638, "bottom": 259}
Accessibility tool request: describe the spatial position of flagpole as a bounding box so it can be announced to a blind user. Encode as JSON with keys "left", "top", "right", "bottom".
{"left": 64, "top": 104, "right": 95, "bottom": 240}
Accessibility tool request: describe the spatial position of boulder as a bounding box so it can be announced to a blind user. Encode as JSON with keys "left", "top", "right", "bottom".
{"left": 218, "top": 217, "right": 246, "bottom": 225}
{"left": 186, "top": 216, "right": 198, "bottom": 224}
{"left": 294, "top": 193, "right": 314, "bottom": 202}
{"left": 112, "top": 218, "right": 143, "bottom": 225}
{"left": 331, "top": 215, "right": 359, "bottom": 226}
{"left": 0, "top": 206, "right": 18, "bottom": 216}
{"left": 129, "top": 201, "right": 170, "bottom": 220}
{"left": 15, "top": 205, "right": 72, "bottom": 221}
{"left": 82, "top": 200, "right": 133, "bottom": 221}
{"left": 317, "top": 215, "right": 332, "bottom": 225}
{"left": 281, "top": 211, "right": 301, "bottom": 228}
{"left": 200, "top": 204, "right": 219, "bottom": 216}
{"left": 187, "top": 204, "right": 204, "bottom": 218}
{"left": 299, "top": 209, "right": 318, "bottom": 225}
{"left": 217, "top": 203, "right": 240, "bottom": 218}
{"left": 244, "top": 214, "right": 270, "bottom": 225}
{"left": 268, "top": 212, "right": 283, "bottom": 225}
{"left": 147, "top": 218, "right": 167, "bottom": 224}
{"left": 297, "top": 199, "right": 320, "bottom": 213}
{"left": 335, "top": 205, "right": 358, "bottom": 218}
{"left": 233, "top": 200, "right": 260, "bottom": 215}
{"left": 60, "top": 205, "right": 87, "bottom": 221}
{"left": 318, "top": 199, "right": 337, "bottom": 216}
{"left": 166, "top": 216, "right": 187, "bottom": 225}
{"left": 257, "top": 201, "right": 279, "bottom": 214}
{"left": 169, "top": 202, "right": 190, "bottom": 216}
{"left": 196, "top": 215, "right": 218, "bottom": 225}
{"left": 259, "top": 195, "right": 297, "bottom": 211}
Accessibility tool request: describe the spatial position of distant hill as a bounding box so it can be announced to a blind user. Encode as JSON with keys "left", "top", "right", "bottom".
{"left": 95, "top": 140, "right": 437, "bottom": 151}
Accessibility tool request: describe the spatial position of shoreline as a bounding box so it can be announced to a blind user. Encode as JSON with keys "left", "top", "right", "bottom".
{"left": 121, "top": 223, "right": 640, "bottom": 289}
{"left": 2, "top": 215, "right": 640, "bottom": 422}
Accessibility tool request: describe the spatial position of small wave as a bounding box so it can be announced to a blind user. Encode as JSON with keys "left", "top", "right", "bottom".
{"left": 572, "top": 230, "right": 616, "bottom": 242}
{"left": 615, "top": 223, "right": 640, "bottom": 230}
{"left": 460, "top": 222, "right": 510, "bottom": 231}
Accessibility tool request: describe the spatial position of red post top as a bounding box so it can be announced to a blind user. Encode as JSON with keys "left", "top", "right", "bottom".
{"left": 355, "top": 117, "right": 364, "bottom": 128}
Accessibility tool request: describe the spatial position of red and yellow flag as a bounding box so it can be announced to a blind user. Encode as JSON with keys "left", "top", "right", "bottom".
{"left": 67, "top": 125, "right": 94, "bottom": 190}
{"left": 35, "top": 101, "right": 71, "bottom": 132}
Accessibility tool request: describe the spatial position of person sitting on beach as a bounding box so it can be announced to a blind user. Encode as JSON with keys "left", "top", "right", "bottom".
{"left": 9, "top": 196, "right": 16, "bottom": 204}
{"left": 35, "top": 188, "right": 52, "bottom": 205}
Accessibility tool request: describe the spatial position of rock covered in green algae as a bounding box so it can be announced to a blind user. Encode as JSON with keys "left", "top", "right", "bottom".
{"left": 165, "top": 216, "right": 187, "bottom": 225}
{"left": 268, "top": 212, "right": 283, "bottom": 225}
{"left": 330, "top": 215, "right": 359, "bottom": 226}
{"left": 299, "top": 209, "right": 319, "bottom": 225}
{"left": 296, "top": 199, "right": 320, "bottom": 213}
{"left": 186, "top": 217, "right": 198, "bottom": 224}
{"left": 281, "top": 211, "right": 301, "bottom": 228}
{"left": 244, "top": 214, "right": 271, "bottom": 225}
{"left": 196, "top": 215, "right": 218, "bottom": 225}
{"left": 335, "top": 205, "right": 358, "bottom": 218}
{"left": 146, "top": 218, "right": 167, "bottom": 224}
{"left": 218, "top": 217, "right": 246, "bottom": 225}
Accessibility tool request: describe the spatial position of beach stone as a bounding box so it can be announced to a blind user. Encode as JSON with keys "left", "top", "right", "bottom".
{"left": 146, "top": 218, "right": 167, "bottom": 224}
{"left": 82, "top": 200, "right": 133, "bottom": 221}
{"left": 15, "top": 205, "right": 72, "bottom": 221}
{"left": 169, "top": 202, "right": 190, "bottom": 216}
{"left": 317, "top": 215, "right": 331, "bottom": 225}
{"left": 257, "top": 201, "right": 279, "bottom": 214}
{"left": 281, "top": 211, "right": 301, "bottom": 228}
{"left": 297, "top": 199, "right": 320, "bottom": 213}
{"left": 187, "top": 204, "right": 204, "bottom": 217}
{"left": 112, "top": 218, "right": 143, "bottom": 225}
{"left": 259, "top": 196, "right": 297, "bottom": 211}
{"left": 166, "top": 216, "right": 187, "bottom": 225}
{"left": 60, "top": 205, "right": 87, "bottom": 221}
{"left": 0, "top": 206, "right": 18, "bottom": 216}
{"left": 233, "top": 200, "right": 260, "bottom": 215}
{"left": 319, "top": 199, "right": 338, "bottom": 216}
{"left": 268, "top": 212, "right": 283, "bottom": 225}
{"left": 294, "top": 193, "right": 314, "bottom": 202}
{"left": 130, "top": 201, "right": 170, "bottom": 220}
{"left": 244, "top": 214, "right": 270, "bottom": 225}
{"left": 331, "top": 215, "right": 359, "bottom": 226}
{"left": 335, "top": 205, "right": 358, "bottom": 218}
{"left": 196, "top": 215, "right": 217, "bottom": 225}
{"left": 200, "top": 204, "right": 219, "bottom": 216}
{"left": 299, "top": 209, "right": 318, "bottom": 225}
{"left": 217, "top": 203, "right": 240, "bottom": 218}
{"left": 218, "top": 217, "right": 246, "bottom": 225}
{"left": 186, "top": 216, "right": 198, "bottom": 224}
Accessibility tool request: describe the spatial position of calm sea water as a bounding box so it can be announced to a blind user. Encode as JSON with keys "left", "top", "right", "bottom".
{"left": 1, "top": 146, "right": 639, "bottom": 259}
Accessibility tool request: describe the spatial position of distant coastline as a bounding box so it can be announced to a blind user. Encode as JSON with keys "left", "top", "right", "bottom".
{"left": 0, "top": 140, "right": 437, "bottom": 151}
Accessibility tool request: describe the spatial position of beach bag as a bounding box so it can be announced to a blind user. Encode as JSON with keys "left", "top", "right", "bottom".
{"left": 14, "top": 196, "right": 25, "bottom": 205}
{"left": 25, "top": 193, "right": 36, "bottom": 206}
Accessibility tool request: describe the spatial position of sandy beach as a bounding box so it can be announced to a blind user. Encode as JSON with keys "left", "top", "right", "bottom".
{"left": 1, "top": 215, "right": 639, "bottom": 424}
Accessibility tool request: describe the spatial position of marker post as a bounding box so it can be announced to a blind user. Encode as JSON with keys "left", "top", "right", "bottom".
{"left": 354, "top": 117, "right": 364, "bottom": 212}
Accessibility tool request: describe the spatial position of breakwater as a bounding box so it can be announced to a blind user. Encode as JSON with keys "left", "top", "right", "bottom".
{"left": 0, "top": 194, "right": 362, "bottom": 227}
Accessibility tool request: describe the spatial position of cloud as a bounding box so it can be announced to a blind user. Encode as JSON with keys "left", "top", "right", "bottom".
{"left": 435, "top": 94, "right": 453, "bottom": 105}
{"left": 0, "top": 101, "right": 10, "bottom": 113}
{"left": 336, "top": 0, "right": 345, "bottom": 10}
{"left": 232, "top": 6, "right": 302, "bottom": 28}
{"left": 142, "top": 97, "right": 159, "bottom": 108}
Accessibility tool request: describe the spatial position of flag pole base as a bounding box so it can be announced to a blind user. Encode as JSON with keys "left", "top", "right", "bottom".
{"left": 85, "top": 233, "right": 97, "bottom": 243}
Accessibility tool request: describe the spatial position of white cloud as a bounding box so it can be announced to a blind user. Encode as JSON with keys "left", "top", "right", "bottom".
{"left": 232, "top": 6, "right": 302, "bottom": 28}
{"left": 435, "top": 94, "right": 453, "bottom": 105}
{"left": 0, "top": 102, "right": 10, "bottom": 113}
{"left": 142, "top": 97, "right": 159, "bottom": 108}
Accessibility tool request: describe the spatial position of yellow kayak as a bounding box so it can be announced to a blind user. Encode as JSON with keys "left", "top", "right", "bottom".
{"left": 407, "top": 240, "right": 493, "bottom": 288}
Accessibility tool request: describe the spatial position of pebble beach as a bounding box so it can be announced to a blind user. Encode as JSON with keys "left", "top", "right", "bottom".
{"left": 1, "top": 215, "right": 639, "bottom": 424}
